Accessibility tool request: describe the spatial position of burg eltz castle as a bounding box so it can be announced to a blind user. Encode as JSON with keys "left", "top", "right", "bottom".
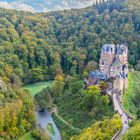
{"left": 86, "top": 44, "right": 128, "bottom": 92}
{"left": 100, "top": 44, "right": 128, "bottom": 91}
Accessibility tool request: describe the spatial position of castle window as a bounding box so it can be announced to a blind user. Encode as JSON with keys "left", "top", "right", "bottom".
{"left": 111, "top": 48, "right": 113, "bottom": 53}
{"left": 102, "top": 60, "right": 104, "bottom": 65}
{"left": 122, "top": 65, "right": 125, "bottom": 70}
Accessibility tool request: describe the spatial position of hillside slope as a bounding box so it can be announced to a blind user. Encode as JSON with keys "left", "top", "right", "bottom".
{"left": 0, "top": 0, "right": 140, "bottom": 84}
{"left": 123, "top": 71, "right": 140, "bottom": 118}
{"left": 1, "top": 0, "right": 140, "bottom": 139}
{"left": 71, "top": 114, "right": 122, "bottom": 140}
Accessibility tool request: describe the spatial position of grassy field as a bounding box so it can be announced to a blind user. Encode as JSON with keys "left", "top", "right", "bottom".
{"left": 47, "top": 123, "right": 55, "bottom": 135}
{"left": 123, "top": 71, "right": 140, "bottom": 118}
{"left": 18, "top": 132, "right": 35, "bottom": 140}
{"left": 23, "top": 81, "right": 52, "bottom": 96}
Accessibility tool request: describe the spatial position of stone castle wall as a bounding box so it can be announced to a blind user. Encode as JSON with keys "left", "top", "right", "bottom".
{"left": 118, "top": 54, "right": 128, "bottom": 65}
{"left": 100, "top": 54, "right": 115, "bottom": 77}
{"left": 113, "top": 78, "right": 124, "bottom": 91}
{"left": 109, "top": 64, "right": 122, "bottom": 78}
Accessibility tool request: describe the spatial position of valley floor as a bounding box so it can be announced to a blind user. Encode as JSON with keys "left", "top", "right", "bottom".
{"left": 23, "top": 81, "right": 53, "bottom": 96}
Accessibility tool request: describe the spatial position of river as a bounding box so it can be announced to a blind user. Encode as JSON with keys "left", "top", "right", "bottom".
{"left": 36, "top": 110, "right": 61, "bottom": 140}
{"left": 23, "top": 82, "right": 61, "bottom": 140}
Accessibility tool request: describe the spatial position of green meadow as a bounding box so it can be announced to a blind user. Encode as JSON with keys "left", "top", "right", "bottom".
{"left": 23, "top": 81, "right": 52, "bottom": 96}
{"left": 20, "top": 81, "right": 53, "bottom": 140}
{"left": 18, "top": 132, "right": 35, "bottom": 140}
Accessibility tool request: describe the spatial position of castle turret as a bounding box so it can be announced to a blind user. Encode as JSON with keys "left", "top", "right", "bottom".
{"left": 116, "top": 44, "right": 128, "bottom": 65}
{"left": 100, "top": 44, "right": 116, "bottom": 78}
{"left": 102, "top": 44, "right": 115, "bottom": 54}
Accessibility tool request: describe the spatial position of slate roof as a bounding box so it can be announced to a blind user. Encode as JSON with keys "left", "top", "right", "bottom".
{"left": 115, "top": 72, "right": 127, "bottom": 80}
{"left": 102, "top": 44, "right": 127, "bottom": 55}
{"left": 102, "top": 44, "right": 114, "bottom": 53}
{"left": 89, "top": 70, "right": 107, "bottom": 80}
{"left": 111, "top": 57, "right": 122, "bottom": 67}
{"left": 116, "top": 44, "right": 127, "bottom": 55}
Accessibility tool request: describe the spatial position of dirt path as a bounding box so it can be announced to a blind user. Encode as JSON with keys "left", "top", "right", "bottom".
{"left": 51, "top": 105, "right": 82, "bottom": 132}
{"left": 112, "top": 93, "right": 129, "bottom": 140}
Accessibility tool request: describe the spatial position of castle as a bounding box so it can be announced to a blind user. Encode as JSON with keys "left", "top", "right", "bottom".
{"left": 100, "top": 44, "right": 128, "bottom": 91}
{"left": 86, "top": 44, "right": 128, "bottom": 92}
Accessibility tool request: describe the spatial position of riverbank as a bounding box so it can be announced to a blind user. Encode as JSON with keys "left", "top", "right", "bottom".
{"left": 21, "top": 81, "right": 61, "bottom": 140}
{"left": 37, "top": 110, "right": 61, "bottom": 140}
{"left": 23, "top": 81, "right": 52, "bottom": 96}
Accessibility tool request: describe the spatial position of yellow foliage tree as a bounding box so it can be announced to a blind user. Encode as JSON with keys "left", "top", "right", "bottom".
{"left": 71, "top": 114, "right": 122, "bottom": 140}
{"left": 55, "top": 75, "right": 64, "bottom": 82}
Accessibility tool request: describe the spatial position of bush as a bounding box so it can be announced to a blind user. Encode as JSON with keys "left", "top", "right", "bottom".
{"left": 31, "top": 128, "right": 51, "bottom": 140}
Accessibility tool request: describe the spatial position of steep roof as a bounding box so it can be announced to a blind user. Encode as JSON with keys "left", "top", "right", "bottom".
{"left": 111, "top": 57, "right": 122, "bottom": 67}
{"left": 116, "top": 44, "right": 127, "bottom": 55}
{"left": 114, "top": 72, "right": 127, "bottom": 80}
{"left": 102, "top": 44, "right": 127, "bottom": 55}
{"left": 89, "top": 70, "right": 107, "bottom": 80}
{"left": 102, "top": 44, "right": 115, "bottom": 53}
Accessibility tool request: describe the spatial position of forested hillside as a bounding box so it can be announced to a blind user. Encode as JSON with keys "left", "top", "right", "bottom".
{"left": 0, "top": 0, "right": 140, "bottom": 84}
{"left": 0, "top": 0, "right": 140, "bottom": 139}
{"left": 0, "top": 83, "right": 35, "bottom": 139}
{"left": 121, "top": 120, "right": 140, "bottom": 140}
{"left": 71, "top": 114, "right": 122, "bottom": 140}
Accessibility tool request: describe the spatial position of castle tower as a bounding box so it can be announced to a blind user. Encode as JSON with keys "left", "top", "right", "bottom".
{"left": 116, "top": 44, "right": 128, "bottom": 65}
{"left": 100, "top": 44, "right": 116, "bottom": 78}
{"left": 117, "top": 44, "right": 128, "bottom": 90}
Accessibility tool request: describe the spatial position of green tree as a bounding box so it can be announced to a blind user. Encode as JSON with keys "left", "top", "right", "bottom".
{"left": 29, "top": 67, "right": 44, "bottom": 82}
